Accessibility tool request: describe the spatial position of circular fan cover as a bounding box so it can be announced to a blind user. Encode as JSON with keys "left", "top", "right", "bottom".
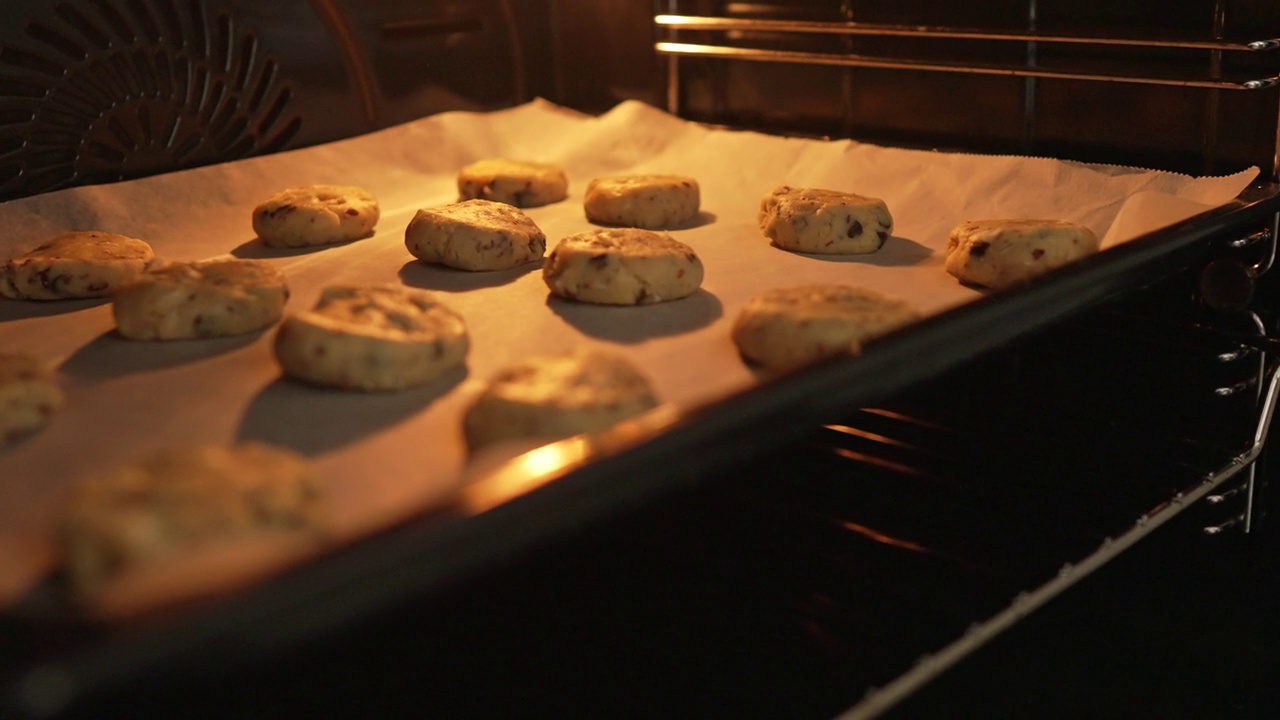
{"left": 0, "top": 0, "right": 303, "bottom": 200}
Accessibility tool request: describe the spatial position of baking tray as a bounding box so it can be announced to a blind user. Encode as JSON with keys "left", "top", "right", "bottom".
{"left": 1, "top": 100, "right": 1276, "bottom": 717}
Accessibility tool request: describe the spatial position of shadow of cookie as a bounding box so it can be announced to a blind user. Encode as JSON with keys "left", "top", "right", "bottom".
{"left": 60, "top": 329, "right": 265, "bottom": 382}
{"left": 398, "top": 259, "right": 543, "bottom": 292}
{"left": 786, "top": 234, "right": 933, "bottom": 267}
{"left": 587, "top": 210, "right": 719, "bottom": 231}
{"left": 0, "top": 296, "right": 108, "bottom": 323}
{"left": 229, "top": 231, "right": 376, "bottom": 259}
{"left": 546, "top": 289, "right": 723, "bottom": 344}
{"left": 236, "top": 364, "right": 467, "bottom": 454}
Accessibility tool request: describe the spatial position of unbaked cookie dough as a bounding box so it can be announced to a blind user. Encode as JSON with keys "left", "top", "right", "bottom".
{"left": 59, "top": 442, "right": 324, "bottom": 596}
{"left": 1, "top": 231, "right": 154, "bottom": 300}
{"left": 113, "top": 259, "right": 289, "bottom": 340}
{"left": 542, "top": 228, "right": 703, "bottom": 305}
{"left": 405, "top": 199, "right": 546, "bottom": 271}
{"left": 252, "top": 185, "right": 380, "bottom": 247}
{"left": 274, "top": 284, "right": 469, "bottom": 391}
{"left": 0, "top": 353, "right": 63, "bottom": 444}
{"left": 457, "top": 158, "right": 568, "bottom": 208}
{"left": 583, "top": 174, "right": 700, "bottom": 229}
{"left": 464, "top": 349, "right": 659, "bottom": 449}
{"left": 945, "top": 219, "right": 1100, "bottom": 289}
{"left": 732, "top": 285, "right": 920, "bottom": 371}
{"left": 759, "top": 186, "right": 893, "bottom": 254}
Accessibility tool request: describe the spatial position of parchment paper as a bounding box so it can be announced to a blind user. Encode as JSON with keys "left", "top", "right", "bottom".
{"left": 0, "top": 99, "right": 1259, "bottom": 606}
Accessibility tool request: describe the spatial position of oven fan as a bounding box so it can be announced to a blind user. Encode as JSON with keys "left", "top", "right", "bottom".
{"left": 0, "top": 0, "right": 302, "bottom": 201}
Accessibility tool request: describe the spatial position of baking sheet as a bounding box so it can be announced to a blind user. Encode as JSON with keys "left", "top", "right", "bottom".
{"left": 0, "top": 99, "right": 1258, "bottom": 607}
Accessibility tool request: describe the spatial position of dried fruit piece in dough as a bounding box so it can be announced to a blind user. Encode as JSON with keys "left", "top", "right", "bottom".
{"left": 542, "top": 228, "right": 703, "bottom": 305}
{"left": 464, "top": 349, "right": 659, "bottom": 449}
{"left": 945, "top": 219, "right": 1100, "bottom": 289}
{"left": 113, "top": 259, "right": 289, "bottom": 340}
{"left": 274, "top": 284, "right": 468, "bottom": 391}
{"left": 584, "top": 174, "right": 700, "bottom": 229}
{"left": 457, "top": 158, "right": 568, "bottom": 208}
{"left": 732, "top": 285, "right": 920, "bottom": 371}
{"left": 0, "top": 353, "right": 63, "bottom": 444}
{"left": 759, "top": 186, "right": 892, "bottom": 254}
{"left": 1, "top": 232, "right": 153, "bottom": 300}
{"left": 59, "top": 442, "right": 325, "bottom": 597}
{"left": 405, "top": 199, "right": 546, "bottom": 271}
{"left": 253, "top": 185, "right": 380, "bottom": 247}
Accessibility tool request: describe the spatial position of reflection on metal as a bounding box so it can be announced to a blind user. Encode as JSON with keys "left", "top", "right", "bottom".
{"left": 457, "top": 405, "right": 682, "bottom": 515}
{"left": 838, "top": 361, "right": 1280, "bottom": 720}
{"left": 840, "top": 520, "right": 931, "bottom": 555}
{"left": 459, "top": 439, "right": 593, "bottom": 514}
{"left": 655, "top": 41, "right": 1280, "bottom": 91}
{"left": 1257, "top": 213, "right": 1280, "bottom": 276}
{"left": 830, "top": 447, "right": 923, "bottom": 477}
{"left": 654, "top": 14, "right": 1280, "bottom": 52}
{"left": 824, "top": 424, "right": 913, "bottom": 449}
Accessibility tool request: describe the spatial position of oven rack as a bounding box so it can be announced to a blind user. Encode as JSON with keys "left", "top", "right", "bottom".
{"left": 829, "top": 363, "right": 1280, "bottom": 717}
{"left": 654, "top": 13, "right": 1280, "bottom": 101}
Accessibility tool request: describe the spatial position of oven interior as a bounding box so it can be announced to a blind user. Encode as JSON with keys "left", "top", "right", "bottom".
{"left": 3, "top": 1, "right": 1280, "bottom": 718}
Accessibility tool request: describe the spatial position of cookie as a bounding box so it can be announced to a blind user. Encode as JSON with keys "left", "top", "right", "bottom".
{"left": 1, "top": 231, "right": 154, "bottom": 300}
{"left": 758, "top": 186, "right": 893, "bottom": 254}
{"left": 464, "top": 349, "right": 659, "bottom": 449}
{"left": 274, "top": 284, "right": 468, "bottom": 391}
{"left": 732, "top": 285, "right": 920, "bottom": 371}
{"left": 457, "top": 158, "right": 568, "bottom": 208}
{"left": 59, "top": 442, "right": 324, "bottom": 596}
{"left": 945, "top": 219, "right": 1100, "bottom": 289}
{"left": 112, "top": 259, "right": 289, "bottom": 340}
{"left": 583, "top": 174, "right": 700, "bottom": 229}
{"left": 405, "top": 199, "right": 546, "bottom": 271}
{"left": 0, "top": 353, "right": 63, "bottom": 444}
{"left": 543, "top": 228, "right": 703, "bottom": 305}
{"left": 252, "top": 185, "right": 380, "bottom": 247}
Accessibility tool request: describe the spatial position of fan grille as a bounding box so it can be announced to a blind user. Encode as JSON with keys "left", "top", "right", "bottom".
{"left": 0, "top": 0, "right": 302, "bottom": 200}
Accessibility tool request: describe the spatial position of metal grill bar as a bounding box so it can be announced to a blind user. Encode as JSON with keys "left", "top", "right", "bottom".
{"left": 655, "top": 41, "right": 1280, "bottom": 91}
{"left": 655, "top": 14, "right": 1280, "bottom": 52}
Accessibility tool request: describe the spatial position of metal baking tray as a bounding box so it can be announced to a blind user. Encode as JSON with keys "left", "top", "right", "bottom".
{"left": 1, "top": 101, "right": 1277, "bottom": 716}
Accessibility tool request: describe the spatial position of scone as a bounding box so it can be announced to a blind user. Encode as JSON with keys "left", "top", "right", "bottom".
{"left": 457, "top": 158, "right": 568, "bottom": 208}
{"left": 0, "top": 353, "right": 63, "bottom": 444}
{"left": 112, "top": 259, "right": 289, "bottom": 340}
{"left": 405, "top": 199, "right": 546, "bottom": 271}
{"left": 1, "top": 231, "right": 153, "bottom": 300}
{"left": 759, "top": 186, "right": 893, "bottom": 254}
{"left": 945, "top": 219, "right": 1100, "bottom": 289}
{"left": 583, "top": 174, "right": 700, "bottom": 229}
{"left": 274, "top": 284, "right": 469, "bottom": 391}
{"left": 59, "top": 442, "right": 324, "bottom": 597}
{"left": 543, "top": 228, "right": 703, "bottom": 305}
{"left": 464, "top": 349, "right": 659, "bottom": 449}
{"left": 732, "top": 285, "right": 920, "bottom": 371}
{"left": 252, "top": 185, "right": 380, "bottom": 247}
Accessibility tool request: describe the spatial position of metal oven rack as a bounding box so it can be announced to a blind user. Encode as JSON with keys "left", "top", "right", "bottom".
{"left": 650, "top": 5, "right": 1280, "bottom": 718}
{"left": 654, "top": 5, "right": 1280, "bottom": 179}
